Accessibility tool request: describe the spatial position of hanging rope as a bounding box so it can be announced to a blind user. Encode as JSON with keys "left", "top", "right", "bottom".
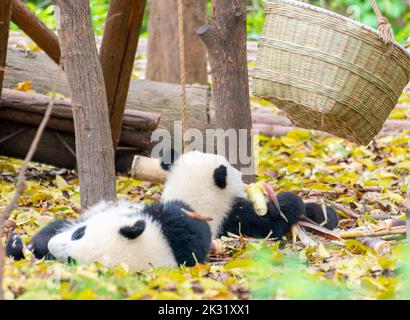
{"left": 177, "top": 0, "right": 189, "bottom": 152}
{"left": 369, "top": 0, "right": 393, "bottom": 45}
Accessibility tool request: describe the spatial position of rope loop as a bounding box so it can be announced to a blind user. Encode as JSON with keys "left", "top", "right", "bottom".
{"left": 369, "top": 0, "right": 393, "bottom": 45}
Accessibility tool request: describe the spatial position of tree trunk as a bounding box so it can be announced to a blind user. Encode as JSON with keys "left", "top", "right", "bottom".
{"left": 0, "top": 0, "right": 12, "bottom": 99}
{"left": 146, "top": 0, "right": 207, "bottom": 85}
{"left": 11, "top": 0, "right": 60, "bottom": 64}
{"left": 198, "top": 0, "right": 255, "bottom": 183}
{"left": 100, "top": 0, "right": 146, "bottom": 150}
{"left": 53, "top": 0, "right": 116, "bottom": 208}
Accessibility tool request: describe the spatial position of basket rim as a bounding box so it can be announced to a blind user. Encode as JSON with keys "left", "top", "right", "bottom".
{"left": 266, "top": 0, "right": 410, "bottom": 59}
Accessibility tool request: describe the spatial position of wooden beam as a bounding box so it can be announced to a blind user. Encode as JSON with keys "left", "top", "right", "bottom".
{"left": 4, "top": 48, "right": 211, "bottom": 137}
{"left": 0, "top": 108, "right": 152, "bottom": 150}
{"left": 0, "top": 120, "right": 146, "bottom": 171}
{"left": 11, "top": 0, "right": 60, "bottom": 64}
{"left": 100, "top": 0, "right": 146, "bottom": 150}
{"left": 0, "top": 0, "right": 12, "bottom": 99}
{"left": 0, "top": 88, "right": 160, "bottom": 132}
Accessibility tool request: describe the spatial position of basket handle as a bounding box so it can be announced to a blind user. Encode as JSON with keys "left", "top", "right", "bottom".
{"left": 369, "top": 0, "right": 393, "bottom": 44}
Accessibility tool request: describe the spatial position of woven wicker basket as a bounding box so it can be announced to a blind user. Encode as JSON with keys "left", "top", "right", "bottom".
{"left": 252, "top": 0, "right": 410, "bottom": 145}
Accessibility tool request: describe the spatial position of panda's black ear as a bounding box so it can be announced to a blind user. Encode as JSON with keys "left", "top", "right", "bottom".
{"left": 160, "top": 148, "right": 180, "bottom": 171}
{"left": 213, "top": 165, "right": 227, "bottom": 189}
{"left": 119, "top": 220, "right": 146, "bottom": 240}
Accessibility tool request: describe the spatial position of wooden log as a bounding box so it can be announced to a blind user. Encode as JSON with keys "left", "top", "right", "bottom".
{"left": 11, "top": 0, "right": 61, "bottom": 64}
{"left": 0, "top": 107, "right": 73, "bottom": 132}
{"left": 0, "top": 88, "right": 160, "bottom": 131}
{"left": 0, "top": 119, "right": 75, "bottom": 168}
{"left": 252, "top": 123, "right": 295, "bottom": 137}
{"left": 0, "top": 0, "right": 12, "bottom": 99}
{"left": 198, "top": 0, "right": 254, "bottom": 183}
{"left": 122, "top": 109, "right": 159, "bottom": 131}
{"left": 251, "top": 113, "right": 292, "bottom": 127}
{"left": 252, "top": 123, "right": 333, "bottom": 138}
{"left": 0, "top": 119, "right": 141, "bottom": 171}
{"left": 252, "top": 113, "right": 410, "bottom": 137}
{"left": 130, "top": 155, "right": 168, "bottom": 183}
{"left": 3, "top": 48, "right": 211, "bottom": 135}
{"left": 53, "top": 0, "right": 116, "bottom": 207}
{"left": 100, "top": 0, "right": 146, "bottom": 149}
{"left": 120, "top": 129, "right": 151, "bottom": 149}
{"left": 383, "top": 119, "right": 410, "bottom": 131}
{"left": 0, "top": 107, "right": 151, "bottom": 150}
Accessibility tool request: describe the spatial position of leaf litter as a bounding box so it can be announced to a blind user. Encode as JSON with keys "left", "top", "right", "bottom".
{"left": 2, "top": 91, "right": 410, "bottom": 300}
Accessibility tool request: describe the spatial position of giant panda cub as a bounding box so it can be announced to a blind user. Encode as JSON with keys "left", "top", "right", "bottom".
{"left": 160, "top": 149, "right": 338, "bottom": 239}
{"left": 7, "top": 200, "right": 211, "bottom": 269}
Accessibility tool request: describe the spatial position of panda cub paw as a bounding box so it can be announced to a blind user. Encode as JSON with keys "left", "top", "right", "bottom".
{"left": 6, "top": 233, "right": 25, "bottom": 261}
{"left": 305, "top": 202, "right": 339, "bottom": 230}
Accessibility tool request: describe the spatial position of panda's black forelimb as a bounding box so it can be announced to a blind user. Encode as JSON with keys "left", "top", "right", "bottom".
{"left": 305, "top": 203, "right": 339, "bottom": 230}
{"left": 5, "top": 233, "right": 25, "bottom": 261}
{"left": 219, "top": 191, "right": 306, "bottom": 239}
{"left": 144, "top": 200, "right": 211, "bottom": 267}
{"left": 6, "top": 219, "right": 71, "bottom": 261}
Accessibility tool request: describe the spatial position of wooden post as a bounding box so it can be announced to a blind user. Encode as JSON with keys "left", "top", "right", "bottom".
{"left": 0, "top": 0, "right": 12, "bottom": 99}
{"left": 100, "top": 0, "right": 146, "bottom": 150}
{"left": 146, "top": 0, "right": 208, "bottom": 85}
{"left": 53, "top": 0, "right": 116, "bottom": 208}
{"left": 198, "top": 0, "right": 255, "bottom": 183}
{"left": 11, "top": 0, "right": 60, "bottom": 64}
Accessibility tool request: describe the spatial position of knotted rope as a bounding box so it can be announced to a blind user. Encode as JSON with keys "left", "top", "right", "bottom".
{"left": 369, "top": 0, "right": 393, "bottom": 45}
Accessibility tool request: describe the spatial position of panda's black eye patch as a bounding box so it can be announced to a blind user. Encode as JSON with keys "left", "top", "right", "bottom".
{"left": 213, "top": 165, "right": 227, "bottom": 189}
{"left": 120, "top": 220, "right": 146, "bottom": 240}
{"left": 71, "top": 226, "right": 86, "bottom": 241}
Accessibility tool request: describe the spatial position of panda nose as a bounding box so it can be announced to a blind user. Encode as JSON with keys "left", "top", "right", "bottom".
{"left": 67, "top": 256, "right": 77, "bottom": 265}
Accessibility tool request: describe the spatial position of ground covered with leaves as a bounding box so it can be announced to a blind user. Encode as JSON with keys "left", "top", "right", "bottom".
{"left": 2, "top": 31, "right": 410, "bottom": 299}
{"left": 1, "top": 89, "right": 410, "bottom": 300}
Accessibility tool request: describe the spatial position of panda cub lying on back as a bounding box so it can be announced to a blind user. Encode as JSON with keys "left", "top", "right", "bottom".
{"left": 7, "top": 200, "right": 211, "bottom": 269}
{"left": 160, "top": 149, "right": 338, "bottom": 239}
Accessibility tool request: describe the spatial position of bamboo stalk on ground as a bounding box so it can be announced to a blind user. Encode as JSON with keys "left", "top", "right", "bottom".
{"left": 357, "top": 237, "right": 391, "bottom": 255}
{"left": 340, "top": 226, "right": 406, "bottom": 239}
{"left": 324, "top": 199, "right": 360, "bottom": 219}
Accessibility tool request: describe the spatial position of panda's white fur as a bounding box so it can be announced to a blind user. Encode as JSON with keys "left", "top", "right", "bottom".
{"left": 161, "top": 151, "right": 246, "bottom": 237}
{"left": 48, "top": 200, "right": 177, "bottom": 269}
